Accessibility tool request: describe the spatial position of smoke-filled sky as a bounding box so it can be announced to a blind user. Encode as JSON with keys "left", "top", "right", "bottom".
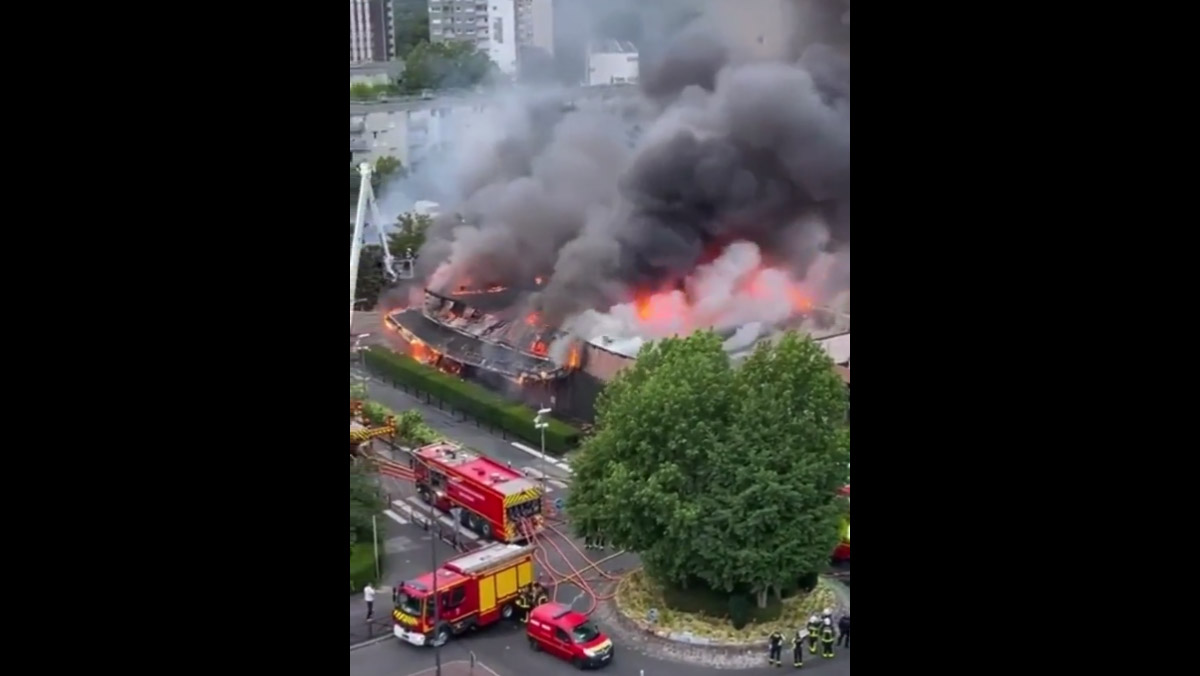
{"left": 401, "top": 0, "right": 849, "bottom": 347}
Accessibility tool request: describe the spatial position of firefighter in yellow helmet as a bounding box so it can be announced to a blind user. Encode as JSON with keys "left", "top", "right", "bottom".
{"left": 791, "top": 627, "right": 805, "bottom": 668}
{"left": 767, "top": 629, "right": 784, "bottom": 666}
{"left": 820, "top": 617, "right": 836, "bottom": 658}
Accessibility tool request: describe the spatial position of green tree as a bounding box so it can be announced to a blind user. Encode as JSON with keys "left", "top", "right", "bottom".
{"left": 567, "top": 331, "right": 849, "bottom": 607}
{"left": 375, "top": 155, "right": 403, "bottom": 179}
{"left": 350, "top": 459, "right": 385, "bottom": 553}
{"left": 350, "top": 223, "right": 388, "bottom": 310}
{"left": 350, "top": 82, "right": 375, "bottom": 100}
{"left": 394, "top": 0, "right": 430, "bottom": 56}
{"left": 389, "top": 211, "right": 431, "bottom": 258}
{"left": 400, "top": 40, "right": 495, "bottom": 93}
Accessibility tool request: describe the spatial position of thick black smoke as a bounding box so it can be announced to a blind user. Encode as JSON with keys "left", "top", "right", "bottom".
{"left": 415, "top": 0, "right": 850, "bottom": 327}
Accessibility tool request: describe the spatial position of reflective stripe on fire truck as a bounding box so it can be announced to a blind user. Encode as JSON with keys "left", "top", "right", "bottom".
{"left": 502, "top": 488, "right": 543, "bottom": 507}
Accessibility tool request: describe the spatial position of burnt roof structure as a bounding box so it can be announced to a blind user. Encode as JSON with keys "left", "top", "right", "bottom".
{"left": 385, "top": 289, "right": 576, "bottom": 382}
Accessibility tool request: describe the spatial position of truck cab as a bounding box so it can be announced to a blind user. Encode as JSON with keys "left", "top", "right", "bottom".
{"left": 392, "top": 582, "right": 439, "bottom": 646}
{"left": 527, "top": 603, "right": 613, "bottom": 669}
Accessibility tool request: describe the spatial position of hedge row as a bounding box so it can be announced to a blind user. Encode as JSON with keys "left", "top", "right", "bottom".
{"left": 363, "top": 346, "right": 580, "bottom": 454}
{"left": 349, "top": 540, "right": 380, "bottom": 594}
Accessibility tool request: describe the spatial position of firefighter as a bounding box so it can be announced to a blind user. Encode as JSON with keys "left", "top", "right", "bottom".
{"left": 791, "top": 627, "right": 805, "bottom": 668}
{"left": 820, "top": 618, "right": 836, "bottom": 658}
{"left": 531, "top": 581, "right": 550, "bottom": 606}
{"left": 768, "top": 629, "right": 784, "bottom": 666}
{"left": 514, "top": 588, "right": 531, "bottom": 624}
{"left": 837, "top": 614, "right": 850, "bottom": 649}
{"left": 806, "top": 614, "right": 821, "bottom": 653}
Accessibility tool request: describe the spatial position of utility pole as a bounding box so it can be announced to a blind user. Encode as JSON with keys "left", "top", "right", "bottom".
{"left": 535, "top": 407, "right": 551, "bottom": 493}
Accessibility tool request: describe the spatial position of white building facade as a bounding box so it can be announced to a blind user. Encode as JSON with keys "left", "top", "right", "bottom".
{"left": 427, "top": 0, "right": 518, "bottom": 75}
{"left": 587, "top": 40, "right": 639, "bottom": 86}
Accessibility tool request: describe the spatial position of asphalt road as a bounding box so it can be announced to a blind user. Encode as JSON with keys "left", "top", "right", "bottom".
{"left": 352, "top": 626, "right": 851, "bottom": 676}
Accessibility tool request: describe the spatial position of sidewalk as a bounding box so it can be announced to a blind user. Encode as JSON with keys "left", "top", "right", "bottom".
{"left": 349, "top": 512, "right": 463, "bottom": 646}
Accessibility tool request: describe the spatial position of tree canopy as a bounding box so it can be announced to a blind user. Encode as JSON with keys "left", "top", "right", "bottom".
{"left": 401, "top": 40, "right": 495, "bottom": 92}
{"left": 394, "top": 0, "right": 430, "bottom": 57}
{"left": 388, "top": 211, "right": 431, "bottom": 259}
{"left": 566, "top": 330, "right": 850, "bottom": 607}
{"left": 350, "top": 223, "right": 387, "bottom": 310}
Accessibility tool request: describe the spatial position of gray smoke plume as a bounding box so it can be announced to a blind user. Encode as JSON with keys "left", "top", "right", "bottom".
{"left": 411, "top": 0, "right": 850, "bottom": 329}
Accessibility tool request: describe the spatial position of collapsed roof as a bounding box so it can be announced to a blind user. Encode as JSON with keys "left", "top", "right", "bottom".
{"left": 385, "top": 289, "right": 574, "bottom": 382}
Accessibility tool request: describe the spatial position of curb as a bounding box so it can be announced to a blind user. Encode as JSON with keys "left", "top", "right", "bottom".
{"left": 600, "top": 572, "right": 850, "bottom": 668}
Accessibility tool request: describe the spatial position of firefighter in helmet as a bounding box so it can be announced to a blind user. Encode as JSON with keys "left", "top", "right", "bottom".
{"left": 514, "top": 587, "right": 532, "bottom": 624}
{"left": 768, "top": 629, "right": 784, "bottom": 666}
{"left": 791, "top": 626, "right": 805, "bottom": 668}
{"left": 820, "top": 617, "right": 836, "bottom": 658}
{"left": 806, "top": 614, "right": 821, "bottom": 653}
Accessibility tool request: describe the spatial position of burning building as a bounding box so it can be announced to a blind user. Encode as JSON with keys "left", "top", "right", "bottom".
{"left": 377, "top": 0, "right": 850, "bottom": 421}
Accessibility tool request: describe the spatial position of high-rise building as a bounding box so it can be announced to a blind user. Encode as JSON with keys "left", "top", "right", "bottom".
{"left": 427, "top": 0, "right": 517, "bottom": 75}
{"left": 515, "top": 0, "right": 553, "bottom": 55}
{"left": 350, "top": 0, "right": 397, "bottom": 64}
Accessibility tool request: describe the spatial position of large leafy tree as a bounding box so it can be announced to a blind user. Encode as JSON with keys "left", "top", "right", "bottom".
{"left": 567, "top": 331, "right": 849, "bottom": 607}
{"left": 393, "top": 0, "right": 430, "bottom": 56}
{"left": 349, "top": 224, "right": 388, "bottom": 310}
{"left": 389, "top": 212, "right": 431, "bottom": 258}
{"left": 401, "top": 40, "right": 495, "bottom": 93}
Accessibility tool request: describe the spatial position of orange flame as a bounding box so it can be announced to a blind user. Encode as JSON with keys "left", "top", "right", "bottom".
{"left": 567, "top": 344, "right": 581, "bottom": 369}
{"left": 531, "top": 340, "right": 548, "bottom": 357}
{"left": 635, "top": 295, "right": 652, "bottom": 321}
{"left": 534, "top": 276, "right": 544, "bottom": 285}
{"left": 525, "top": 312, "right": 540, "bottom": 326}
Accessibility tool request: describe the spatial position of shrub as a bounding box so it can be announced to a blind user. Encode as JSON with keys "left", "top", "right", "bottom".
{"left": 363, "top": 346, "right": 580, "bottom": 453}
{"left": 349, "top": 541, "right": 380, "bottom": 594}
{"left": 662, "top": 580, "right": 784, "bottom": 624}
{"left": 728, "top": 594, "right": 752, "bottom": 630}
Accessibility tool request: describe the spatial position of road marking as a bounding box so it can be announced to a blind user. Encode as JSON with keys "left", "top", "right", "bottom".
{"left": 383, "top": 509, "right": 409, "bottom": 526}
{"left": 398, "top": 498, "right": 481, "bottom": 540}
{"left": 517, "top": 467, "right": 565, "bottom": 492}
{"left": 399, "top": 661, "right": 502, "bottom": 676}
{"left": 349, "top": 635, "right": 394, "bottom": 651}
{"left": 510, "top": 442, "right": 572, "bottom": 473}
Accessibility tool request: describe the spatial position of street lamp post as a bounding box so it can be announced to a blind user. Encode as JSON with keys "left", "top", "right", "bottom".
{"left": 534, "top": 407, "right": 551, "bottom": 491}
{"left": 353, "top": 333, "right": 371, "bottom": 395}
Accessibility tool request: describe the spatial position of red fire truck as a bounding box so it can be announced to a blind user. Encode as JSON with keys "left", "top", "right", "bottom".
{"left": 411, "top": 442, "right": 545, "bottom": 542}
{"left": 393, "top": 542, "right": 542, "bottom": 646}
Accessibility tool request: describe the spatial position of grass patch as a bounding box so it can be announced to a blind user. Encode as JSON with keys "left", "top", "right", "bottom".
{"left": 616, "top": 569, "right": 837, "bottom": 643}
{"left": 363, "top": 346, "right": 580, "bottom": 453}
{"left": 350, "top": 541, "right": 381, "bottom": 595}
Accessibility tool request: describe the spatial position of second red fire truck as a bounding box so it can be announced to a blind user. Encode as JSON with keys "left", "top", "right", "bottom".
{"left": 411, "top": 442, "right": 545, "bottom": 542}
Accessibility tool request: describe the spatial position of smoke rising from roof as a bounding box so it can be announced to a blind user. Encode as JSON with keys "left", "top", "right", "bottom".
{"left": 410, "top": 0, "right": 850, "bottom": 338}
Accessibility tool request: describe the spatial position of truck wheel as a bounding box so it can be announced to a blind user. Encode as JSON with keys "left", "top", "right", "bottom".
{"left": 479, "top": 521, "right": 492, "bottom": 540}
{"left": 501, "top": 603, "right": 514, "bottom": 620}
{"left": 419, "top": 488, "right": 431, "bottom": 504}
{"left": 432, "top": 625, "right": 450, "bottom": 647}
{"left": 571, "top": 657, "right": 584, "bottom": 669}
{"left": 529, "top": 637, "right": 541, "bottom": 652}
